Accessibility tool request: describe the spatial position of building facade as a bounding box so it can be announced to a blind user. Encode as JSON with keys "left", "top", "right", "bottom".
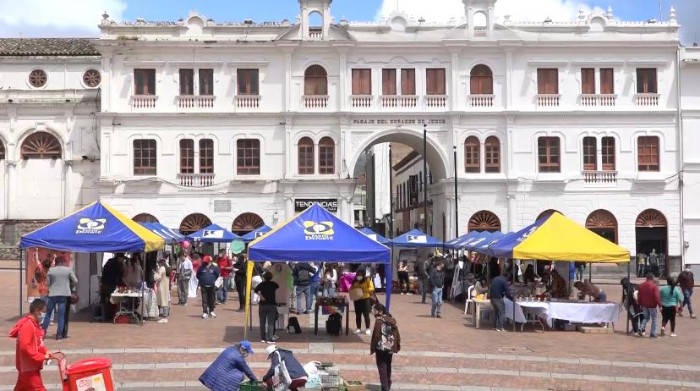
{"left": 0, "top": 0, "right": 695, "bottom": 273}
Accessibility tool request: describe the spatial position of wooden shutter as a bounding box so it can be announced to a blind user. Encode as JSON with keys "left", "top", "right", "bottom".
{"left": 401, "top": 69, "right": 416, "bottom": 95}
{"left": 199, "top": 139, "right": 214, "bottom": 174}
{"left": 298, "top": 137, "right": 315, "bottom": 175}
{"left": 537, "top": 68, "right": 558, "bottom": 94}
{"left": 134, "top": 139, "right": 157, "bottom": 175}
{"left": 382, "top": 69, "right": 397, "bottom": 95}
{"left": 601, "top": 137, "right": 615, "bottom": 171}
{"left": 638, "top": 136, "right": 659, "bottom": 171}
{"left": 199, "top": 69, "right": 214, "bottom": 95}
{"left": 636, "top": 68, "right": 657, "bottom": 93}
{"left": 470, "top": 65, "right": 493, "bottom": 95}
{"left": 179, "top": 69, "right": 194, "bottom": 95}
{"left": 600, "top": 68, "right": 614, "bottom": 94}
{"left": 352, "top": 69, "right": 371, "bottom": 95}
{"left": 464, "top": 136, "right": 480, "bottom": 173}
{"left": 237, "top": 139, "right": 260, "bottom": 175}
{"left": 582, "top": 137, "right": 597, "bottom": 171}
{"left": 179, "top": 139, "right": 194, "bottom": 174}
{"left": 318, "top": 137, "right": 335, "bottom": 174}
{"left": 538, "top": 137, "right": 560, "bottom": 173}
{"left": 581, "top": 68, "right": 596, "bottom": 94}
{"left": 426, "top": 68, "right": 446, "bottom": 95}
{"left": 484, "top": 136, "right": 500, "bottom": 173}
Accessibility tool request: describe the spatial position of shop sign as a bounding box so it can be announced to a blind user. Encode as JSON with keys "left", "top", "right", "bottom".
{"left": 294, "top": 199, "right": 338, "bottom": 212}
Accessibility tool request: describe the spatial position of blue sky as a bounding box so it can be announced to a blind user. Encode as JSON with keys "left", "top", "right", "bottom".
{"left": 0, "top": 0, "right": 696, "bottom": 44}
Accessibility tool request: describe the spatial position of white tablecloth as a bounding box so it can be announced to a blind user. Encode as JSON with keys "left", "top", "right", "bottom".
{"left": 504, "top": 299, "right": 621, "bottom": 327}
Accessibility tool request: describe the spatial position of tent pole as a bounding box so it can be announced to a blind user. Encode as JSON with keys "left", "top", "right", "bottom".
{"left": 589, "top": 262, "right": 592, "bottom": 282}
{"left": 626, "top": 260, "right": 631, "bottom": 335}
{"left": 512, "top": 264, "right": 516, "bottom": 332}
{"left": 19, "top": 247, "right": 23, "bottom": 317}
{"left": 140, "top": 252, "right": 145, "bottom": 326}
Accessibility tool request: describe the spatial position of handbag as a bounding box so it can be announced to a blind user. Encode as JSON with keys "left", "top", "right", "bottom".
{"left": 349, "top": 287, "right": 364, "bottom": 301}
{"left": 69, "top": 293, "right": 79, "bottom": 305}
{"left": 272, "top": 351, "right": 292, "bottom": 391}
{"left": 214, "top": 277, "right": 224, "bottom": 288}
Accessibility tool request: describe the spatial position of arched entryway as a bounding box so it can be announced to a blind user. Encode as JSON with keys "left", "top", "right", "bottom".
{"left": 636, "top": 209, "right": 668, "bottom": 277}
{"left": 179, "top": 213, "right": 212, "bottom": 235}
{"left": 132, "top": 213, "right": 159, "bottom": 223}
{"left": 585, "top": 209, "right": 617, "bottom": 243}
{"left": 232, "top": 212, "right": 265, "bottom": 236}
{"left": 537, "top": 209, "right": 561, "bottom": 221}
{"left": 468, "top": 210, "right": 501, "bottom": 232}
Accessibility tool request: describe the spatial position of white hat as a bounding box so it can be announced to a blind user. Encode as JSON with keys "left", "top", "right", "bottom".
{"left": 265, "top": 345, "right": 277, "bottom": 356}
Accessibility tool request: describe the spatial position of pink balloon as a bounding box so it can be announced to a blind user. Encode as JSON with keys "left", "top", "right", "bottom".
{"left": 181, "top": 240, "right": 190, "bottom": 249}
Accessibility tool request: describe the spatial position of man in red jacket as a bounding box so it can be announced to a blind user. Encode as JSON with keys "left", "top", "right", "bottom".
{"left": 637, "top": 273, "right": 661, "bottom": 338}
{"left": 10, "top": 299, "right": 51, "bottom": 390}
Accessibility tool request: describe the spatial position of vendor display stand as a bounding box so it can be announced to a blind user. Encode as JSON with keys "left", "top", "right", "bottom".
{"left": 110, "top": 291, "right": 141, "bottom": 324}
{"left": 314, "top": 297, "right": 350, "bottom": 335}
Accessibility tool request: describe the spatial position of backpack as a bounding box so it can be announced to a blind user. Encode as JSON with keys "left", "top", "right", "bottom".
{"left": 325, "top": 313, "right": 342, "bottom": 336}
{"left": 376, "top": 319, "right": 395, "bottom": 353}
{"left": 287, "top": 316, "right": 302, "bottom": 334}
{"left": 297, "top": 268, "right": 311, "bottom": 284}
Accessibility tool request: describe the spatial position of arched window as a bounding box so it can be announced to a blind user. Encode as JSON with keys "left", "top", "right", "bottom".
{"left": 298, "top": 137, "right": 315, "bottom": 175}
{"left": 179, "top": 139, "right": 194, "bottom": 174}
{"left": 0, "top": 141, "right": 5, "bottom": 160}
{"left": 318, "top": 137, "right": 335, "bottom": 174}
{"left": 21, "top": 132, "right": 62, "bottom": 160}
{"left": 304, "top": 65, "right": 328, "bottom": 95}
{"left": 133, "top": 213, "right": 159, "bottom": 223}
{"left": 484, "top": 136, "right": 500, "bottom": 173}
{"left": 586, "top": 209, "right": 618, "bottom": 243}
{"left": 179, "top": 213, "right": 212, "bottom": 235}
{"left": 232, "top": 212, "right": 265, "bottom": 235}
{"left": 464, "top": 136, "right": 480, "bottom": 173}
{"left": 468, "top": 210, "right": 501, "bottom": 232}
{"left": 636, "top": 209, "right": 667, "bottom": 228}
{"left": 470, "top": 65, "right": 493, "bottom": 95}
{"left": 537, "top": 209, "right": 560, "bottom": 221}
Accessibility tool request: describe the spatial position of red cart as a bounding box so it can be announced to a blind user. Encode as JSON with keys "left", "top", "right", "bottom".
{"left": 49, "top": 352, "right": 115, "bottom": 391}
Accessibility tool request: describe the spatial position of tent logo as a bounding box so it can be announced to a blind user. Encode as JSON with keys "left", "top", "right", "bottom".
{"left": 407, "top": 235, "right": 427, "bottom": 244}
{"left": 76, "top": 218, "right": 106, "bottom": 234}
{"left": 303, "top": 221, "right": 334, "bottom": 240}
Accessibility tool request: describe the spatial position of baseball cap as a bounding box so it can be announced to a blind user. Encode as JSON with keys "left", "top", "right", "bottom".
{"left": 203, "top": 255, "right": 212, "bottom": 263}
{"left": 238, "top": 340, "right": 254, "bottom": 354}
{"left": 265, "top": 345, "right": 277, "bottom": 356}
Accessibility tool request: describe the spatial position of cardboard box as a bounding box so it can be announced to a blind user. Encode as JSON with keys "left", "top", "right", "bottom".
{"left": 344, "top": 380, "right": 366, "bottom": 391}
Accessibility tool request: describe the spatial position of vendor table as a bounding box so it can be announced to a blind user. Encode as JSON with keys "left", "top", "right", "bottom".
{"left": 472, "top": 298, "right": 492, "bottom": 328}
{"left": 110, "top": 291, "right": 142, "bottom": 324}
{"left": 504, "top": 298, "right": 620, "bottom": 330}
{"left": 314, "top": 299, "right": 350, "bottom": 336}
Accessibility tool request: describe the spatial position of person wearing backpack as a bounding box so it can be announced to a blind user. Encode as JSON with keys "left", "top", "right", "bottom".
{"left": 370, "top": 303, "right": 401, "bottom": 391}
{"left": 293, "top": 262, "right": 316, "bottom": 315}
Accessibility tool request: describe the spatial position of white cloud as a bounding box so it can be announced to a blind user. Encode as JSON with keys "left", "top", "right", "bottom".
{"left": 377, "top": 0, "right": 599, "bottom": 23}
{"left": 0, "top": 0, "right": 127, "bottom": 37}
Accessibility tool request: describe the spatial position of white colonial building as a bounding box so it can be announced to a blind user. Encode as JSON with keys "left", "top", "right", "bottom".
{"left": 1, "top": 0, "right": 696, "bottom": 274}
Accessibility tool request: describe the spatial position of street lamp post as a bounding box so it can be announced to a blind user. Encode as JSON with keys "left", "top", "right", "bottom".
{"left": 453, "top": 145, "right": 459, "bottom": 238}
{"left": 423, "top": 124, "right": 428, "bottom": 233}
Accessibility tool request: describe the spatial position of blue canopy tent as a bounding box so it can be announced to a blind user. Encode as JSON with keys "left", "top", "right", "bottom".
{"left": 462, "top": 231, "right": 497, "bottom": 252}
{"left": 473, "top": 232, "right": 506, "bottom": 255}
{"left": 392, "top": 229, "right": 442, "bottom": 248}
{"left": 186, "top": 223, "right": 240, "bottom": 243}
{"left": 360, "top": 227, "right": 392, "bottom": 245}
{"left": 445, "top": 230, "right": 482, "bottom": 250}
{"left": 247, "top": 203, "right": 391, "bottom": 339}
{"left": 240, "top": 225, "right": 272, "bottom": 243}
{"left": 141, "top": 222, "right": 184, "bottom": 244}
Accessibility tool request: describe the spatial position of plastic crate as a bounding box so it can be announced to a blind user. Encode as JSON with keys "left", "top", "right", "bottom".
{"left": 240, "top": 381, "right": 265, "bottom": 391}
{"left": 320, "top": 367, "right": 340, "bottom": 387}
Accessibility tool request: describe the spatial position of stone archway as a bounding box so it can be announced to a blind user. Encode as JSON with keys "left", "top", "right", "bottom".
{"left": 133, "top": 213, "right": 159, "bottom": 223}
{"left": 468, "top": 210, "right": 501, "bottom": 232}
{"left": 179, "top": 213, "right": 211, "bottom": 235}
{"left": 635, "top": 209, "right": 668, "bottom": 277}
{"left": 585, "top": 209, "right": 617, "bottom": 243}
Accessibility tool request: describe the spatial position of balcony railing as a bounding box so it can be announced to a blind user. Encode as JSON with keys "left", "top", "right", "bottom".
{"left": 380, "top": 95, "right": 417, "bottom": 108}
{"left": 469, "top": 94, "right": 494, "bottom": 107}
{"left": 537, "top": 94, "right": 560, "bottom": 107}
{"left": 351, "top": 95, "right": 373, "bottom": 108}
{"left": 580, "top": 94, "right": 617, "bottom": 107}
{"left": 178, "top": 173, "right": 215, "bottom": 188}
{"left": 130, "top": 95, "right": 157, "bottom": 109}
{"left": 235, "top": 95, "right": 261, "bottom": 109}
{"left": 309, "top": 27, "right": 323, "bottom": 39}
{"left": 582, "top": 170, "right": 618, "bottom": 184}
{"left": 425, "top": 95, "right": 448, "bottom": 108}
{"left": 303, "top": 95, "right": 329, "bottom": 108}
{"left": 177, "top": 95, "right": 215, "bottom": 109}
{"left": 636, "top": 93, "right": 660, "bottom": 107}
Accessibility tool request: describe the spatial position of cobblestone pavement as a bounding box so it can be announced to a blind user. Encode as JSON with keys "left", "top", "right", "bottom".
{"left": 2, "top": 270, "right": 699, "bottom": 390}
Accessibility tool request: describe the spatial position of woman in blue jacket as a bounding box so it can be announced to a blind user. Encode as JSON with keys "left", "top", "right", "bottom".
{"left": 199, "top": 341, "right": 258, "bottom": 391}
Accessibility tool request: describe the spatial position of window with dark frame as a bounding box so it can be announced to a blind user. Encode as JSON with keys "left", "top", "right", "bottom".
{"left": 484, "top": 136, "right": 500, "bottom": 173}
{"left": 464, "top": 136, "right": 480, "bottom": 173}
{"left": 538, "top": 137, "right": 560, "bottom": 173}
{"left": 582, "top": 137, "right": 597, "bottom": 171}
{"left": 581, "top": 68, "right": 596, "bottom": 94}
{"left": 237, "top": 69, "right": 259, "bottom": 95}
{"left": 352, "top": 69, "right": 372, "bottom": 95}
{"left": 602, "top": 136, "right": 616, "bottom": 171}
{"left": 426, "top": 68, "right": 446, "bottom": 95}
{"left": 236, "top": 139, "right": 260, "bottom": 175}
{"left": 470, "top": 65, "right": 493, "bottom": 95}
{"left": 304, "top": 65, "right": 328, "bottom": 95}
{"left": 638, "top": 136, "right": 660, "bottom": 172}
{"left": 537, "top": 68, "right": 559, "bottom": 94}
{"left": 179, "top": 139, "right": 194, "bottom": 174}
{"left": 600, "top": 68, "right": 614, "bottom": 94}
{"left": 318, "top": 137, "right": 335, "bottom": 174}
{"left": 636, "top": 68, "right": 658, "bottom": 93}
{"left": 179, "top": 69, "right": 194, "bottom": 95}
{"left": 199, "top": 69, "right": 214, "bottom": 96}
{"left": 382, "top": 69, "right": 397, "bottom": 95}
{"left": 0, "top": 142, "right": 4, "bottom": 160}
{"left": 298, "top": 137, "right": 315, "bottom": 175}
{"left": 199, "top": 139, "right": 214, "bottom": 174}
{"left": 401, "top": 69, "right": 416, "bottom": 95}
{"left": 133, "top": 139, "right": 157, "bottom": 175}
{"left": 134, "top": 69, "right": 156, "bottom": 95}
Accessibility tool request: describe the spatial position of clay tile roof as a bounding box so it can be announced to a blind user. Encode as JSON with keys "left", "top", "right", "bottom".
{"left": 0, "top": 38, "right": 99, "bottom": 56}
